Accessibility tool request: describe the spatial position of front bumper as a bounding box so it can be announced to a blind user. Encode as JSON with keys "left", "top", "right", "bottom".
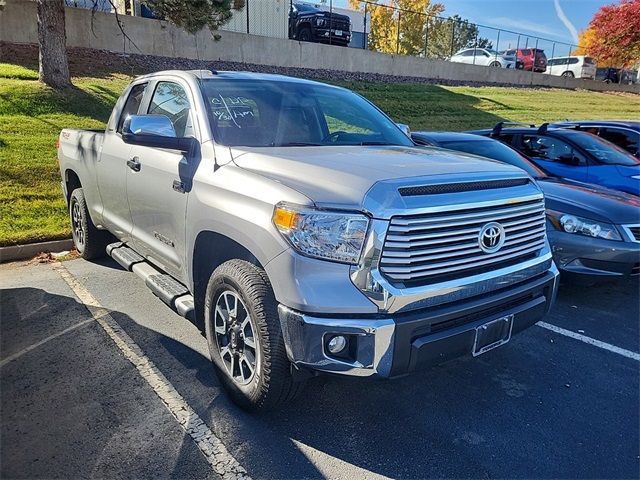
{"left": 549, "top": 230, "right": 640, "bottom": 278}
{"left": 278, "top": 266, "right": 558, "bottom": 378}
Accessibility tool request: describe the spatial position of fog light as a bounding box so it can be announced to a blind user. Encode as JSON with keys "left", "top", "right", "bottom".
{"left": 327, "top": 335, "right": 347, "bottom": 354}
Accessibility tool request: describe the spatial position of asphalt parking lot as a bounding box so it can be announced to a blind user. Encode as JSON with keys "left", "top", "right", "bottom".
{"left": 1, "top": 257, "right": 638, "bottom": 479}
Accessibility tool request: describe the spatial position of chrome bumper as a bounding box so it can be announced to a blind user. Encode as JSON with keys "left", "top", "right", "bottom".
{"left": 279, "top": 265, "right": 559, "bottom": 378}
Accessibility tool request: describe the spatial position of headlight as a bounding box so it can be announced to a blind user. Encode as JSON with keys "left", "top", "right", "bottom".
{"left": 273, "top": 202, "right": 369, "bottom": 264}
{"left": 546, "top": 209, "right": 621, "bottom": 241}
{"left": 315, "top": 18, "right": 327, "bottom": 27}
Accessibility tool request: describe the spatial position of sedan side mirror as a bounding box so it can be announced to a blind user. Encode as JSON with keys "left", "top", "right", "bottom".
{"left": 122, "top": 115, "right": 196, "bottom": 153}
{"left": 396, "top": 123, "right": 411, "bottom": 138}
{"left": 556, "top": 153, "right": 581, "bottom": 166}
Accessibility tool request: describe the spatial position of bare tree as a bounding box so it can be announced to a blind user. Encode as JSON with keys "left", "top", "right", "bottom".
{"left": 36, "top": 0, "right": 72, "bottom": 89}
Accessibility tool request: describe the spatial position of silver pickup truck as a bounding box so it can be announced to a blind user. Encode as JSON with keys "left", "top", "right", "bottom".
{"left": 58, "top": 70, "right": 559, "bottom": 411}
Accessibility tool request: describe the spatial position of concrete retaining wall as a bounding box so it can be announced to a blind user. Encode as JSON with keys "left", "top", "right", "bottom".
{"left": 1, "top": 0, "right": 638, "bottom": 93}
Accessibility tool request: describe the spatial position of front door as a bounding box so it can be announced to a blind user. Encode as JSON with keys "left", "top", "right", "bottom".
{"left": 126, "top": 80, "right": 197, "bottom": 280}
{"left": 519, "top": 134, "right": 589, "bottom": 182}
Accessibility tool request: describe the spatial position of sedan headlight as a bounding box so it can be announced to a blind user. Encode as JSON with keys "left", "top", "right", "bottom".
{"left": 273, "top": 203, "right": 369, "bottom": 264}
{"left": 546, "top": 209, "right": 621, "bottom": 241}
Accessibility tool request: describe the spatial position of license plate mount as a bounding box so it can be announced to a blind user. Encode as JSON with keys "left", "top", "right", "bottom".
{"left": 472, "top": 315, "right": 514, "bottom": 356}
{"left": 335, "top": 30, "right": 342, "bottom": 36}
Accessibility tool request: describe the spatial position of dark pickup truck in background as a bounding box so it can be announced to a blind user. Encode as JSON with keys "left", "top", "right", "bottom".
{"left": 288, "top": 2, "right": 351, "bottom": 46}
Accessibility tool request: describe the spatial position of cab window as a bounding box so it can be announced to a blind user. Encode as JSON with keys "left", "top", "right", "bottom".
{"left": 117, "top": 82, "right": 147, "bottom": 133}
{"left": 148, "top": 81, "right": 194, "bottom": 138}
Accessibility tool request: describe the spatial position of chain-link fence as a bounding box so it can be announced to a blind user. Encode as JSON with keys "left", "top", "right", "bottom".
{"left": 65, "top": 0, "right": 637, "bottom": 83}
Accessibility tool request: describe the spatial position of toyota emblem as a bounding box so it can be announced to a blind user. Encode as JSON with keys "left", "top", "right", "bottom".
{"left": 478, "top": 222, "right": 505, "bottom": 253}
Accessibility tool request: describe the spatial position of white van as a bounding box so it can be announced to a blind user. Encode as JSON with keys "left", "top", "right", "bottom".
{"left": 546, "top": 56, "right": 597, "bottom": 79}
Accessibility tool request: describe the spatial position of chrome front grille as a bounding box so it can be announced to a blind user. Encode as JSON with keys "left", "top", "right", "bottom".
{"left": 623, "top": 225, "right": 640, "bottom": 243}
{"left": 380, "top": 198, "right": 546, "bottom": 284}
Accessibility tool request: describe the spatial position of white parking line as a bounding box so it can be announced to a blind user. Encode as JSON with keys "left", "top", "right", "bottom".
{"left": 0, "top": 317, "right": 94, "bottom": 368}
{"left": 53, "top": 262, "right": 251, "bottom": 479}
{"left": 537, "top": 321, "right": 640, "bottom": 362}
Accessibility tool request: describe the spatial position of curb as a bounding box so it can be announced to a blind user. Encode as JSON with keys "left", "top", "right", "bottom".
{"left": 0, "top": 239, "right": 74, "bottom": 263}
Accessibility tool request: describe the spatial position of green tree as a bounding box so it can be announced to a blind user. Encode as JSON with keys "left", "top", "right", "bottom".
{"left": 427, "top": 15, "right": 492, "bottom": 59}
{"left": 143, "top": 0, "right": 245, "bottom": 35}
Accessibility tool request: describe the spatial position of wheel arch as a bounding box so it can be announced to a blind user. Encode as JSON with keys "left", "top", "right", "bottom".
{"left": 191, "top": 230, "right": 265, "bottom": 330}
{"left": 64, "top": 169, "right": 82, "bottom": 205}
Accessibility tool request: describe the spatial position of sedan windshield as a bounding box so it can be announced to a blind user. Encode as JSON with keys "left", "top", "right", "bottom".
{"left": 564, "top": 131, "right": 640, "bottom": 166}
{"left": 439, "top": 139, "right": 547, "bottom": 179}
{"left": 199, "top": 78, "right": 413, "bottom": 148}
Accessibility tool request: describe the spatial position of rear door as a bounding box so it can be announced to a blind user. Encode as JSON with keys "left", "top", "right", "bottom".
{"left": 96, "top": 81, "right": 148, "bottom": 241}
{"left": 519, "top": 134, "right": 590, "bottom": 182}
{"left": 126, "top": 79, "right": 199, "bottom": 280}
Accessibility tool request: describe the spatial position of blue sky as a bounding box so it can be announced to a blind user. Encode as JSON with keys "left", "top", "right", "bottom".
{"left": 436, "top": 0, "right": 607, "bottom": 46}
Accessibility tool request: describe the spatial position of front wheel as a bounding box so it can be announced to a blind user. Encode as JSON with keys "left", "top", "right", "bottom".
{"left": 297, "top": 26, "right": 312, "bottom": 42}
{"left": 489, "top": 61, "right": 501, "bottom": 67}
{"left": 204, "top": 260, "right": 304, "bottom": 412}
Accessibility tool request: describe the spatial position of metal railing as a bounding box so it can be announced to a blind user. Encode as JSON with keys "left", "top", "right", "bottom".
{"left": 65, "top": 0, "right": 637, "bottom": 82}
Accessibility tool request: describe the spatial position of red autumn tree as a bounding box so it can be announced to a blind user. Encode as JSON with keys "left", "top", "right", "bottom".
{"left": 586, "top": 0, "right": 640, "bottom": 67}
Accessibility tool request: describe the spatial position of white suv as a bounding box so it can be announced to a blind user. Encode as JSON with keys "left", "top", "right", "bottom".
{"left": 546, "top": 56, "right": 596, "bottom": 79}
{"left": 450, "top": 48, "right": 515, "bottom": 68}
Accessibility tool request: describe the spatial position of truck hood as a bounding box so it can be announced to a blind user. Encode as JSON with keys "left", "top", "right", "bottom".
{"left": 231, "top": 145, "right": 532, "bottom": 215}
{"left": 540, "top": 177, "right": 640, "bottom": 224}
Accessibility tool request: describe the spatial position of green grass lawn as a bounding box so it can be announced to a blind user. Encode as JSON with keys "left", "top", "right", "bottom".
{"left": 1, "top": 62, "right": 639, "bottom": 246}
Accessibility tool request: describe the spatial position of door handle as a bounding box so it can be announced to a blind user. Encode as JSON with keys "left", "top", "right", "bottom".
{"left": 172, "top": 180, "right": 186, "bottom": 193}
{"left": 127, "top": 156, "right": 141, "bottom": 172}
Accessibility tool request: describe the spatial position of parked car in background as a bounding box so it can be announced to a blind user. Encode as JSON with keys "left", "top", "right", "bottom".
{"left": 450, "top": 48, "right": 516, "bottom": 68}
{"left": 469, "top": 123, "right": 640, "bottom": 196}
{"left": 545, "top": 56, "right": 596, "bottom": 79}
{"left": 503, "top": 48, "right": 547, "bottom": 72}
{"left": 412, "top": 131, "right": 640, "bottom": 279}
{"left": 288, "top": 2, "right": 351, "bottom": 46}
{"left": 550, "top": 121, "right": 640, "bottom": 158}
{"left": 57, "top": 70, "right": 559, "bottom": 411}
{"left": 596, "top": 67, "right": 620, "bottom": 83}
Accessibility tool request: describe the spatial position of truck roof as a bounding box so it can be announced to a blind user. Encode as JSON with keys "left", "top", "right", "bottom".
{"left": 133, "top": 69, "right": 338, "bottom": 88}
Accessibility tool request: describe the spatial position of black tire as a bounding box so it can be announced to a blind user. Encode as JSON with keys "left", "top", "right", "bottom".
{"left": 69, "top": 188, "right": 110, "bottom": 260}
{"left": 204, "top": 260, "right": 304, "bottom": 412}
{"left": 297, "top": 26, "right": 312, "bottom": 42}
{"left": 489, "top": 61, "right": 501, "bottom": 67}
{"left": 562, "top": 71, "right": 574, "bottom": 78}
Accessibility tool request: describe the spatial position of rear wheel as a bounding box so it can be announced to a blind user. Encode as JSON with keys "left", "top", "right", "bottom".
{"left": 489, "top": 61, "right": 501, "bottom": 67}
{"left": 69, "top": 188, "right": 110, "bottom": 260}
{"left": 562, "top": 71, "right": 574, "bottom": 78}
{"left": 204, "top": 260, "right": 304, "bottom": 412}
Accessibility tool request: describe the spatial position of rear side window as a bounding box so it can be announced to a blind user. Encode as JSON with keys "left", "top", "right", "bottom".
{"left": 148, "top": 81, "right": 194, "bottom": 138}
{"left": 117, "top": 83, "right": 147, "bottom": 133}
{"left": 568, "top": 57, "right": 579, "bottom": 65}
{"left": 599, "top": 128, "right": 639, "bottom": 156}
{"left": 521, "top": 49, "right": 531, "bottom": 56}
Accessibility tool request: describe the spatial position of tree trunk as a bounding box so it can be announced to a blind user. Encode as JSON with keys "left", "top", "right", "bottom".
{"left": 36, "top": 0, "right": 72, "bottom": 89}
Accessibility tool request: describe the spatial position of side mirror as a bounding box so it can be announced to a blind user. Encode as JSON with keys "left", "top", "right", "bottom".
{"left": 556, "top": 153, "right": 581, "bottom": 166}
{"left": 396, "top": 123, "right": 411, "bottom": 138}
{"left": 122, "top": 115, "right": 196, "bottom": 153}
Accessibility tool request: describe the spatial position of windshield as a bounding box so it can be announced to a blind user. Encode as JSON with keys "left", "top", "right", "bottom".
{"left": 439, "top": 139, "right": 547, "bottom": 179}
{"left": 199, "top": 79, "right": 413, "bottom": 148}
{"left": 564, "top": 132, "right": 640, "bottom": 166}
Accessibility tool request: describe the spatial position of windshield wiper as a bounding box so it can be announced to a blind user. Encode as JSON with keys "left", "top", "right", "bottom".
{"left": 272, "top": 142, "right": 323, "bottom": 147}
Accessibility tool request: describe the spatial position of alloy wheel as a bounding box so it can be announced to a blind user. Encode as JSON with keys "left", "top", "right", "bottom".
{"left": 71, "top": 200, "right": 85, "bottom": 249}
{"left": 214, "top": 290, "right": 259, "bottom": 385}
